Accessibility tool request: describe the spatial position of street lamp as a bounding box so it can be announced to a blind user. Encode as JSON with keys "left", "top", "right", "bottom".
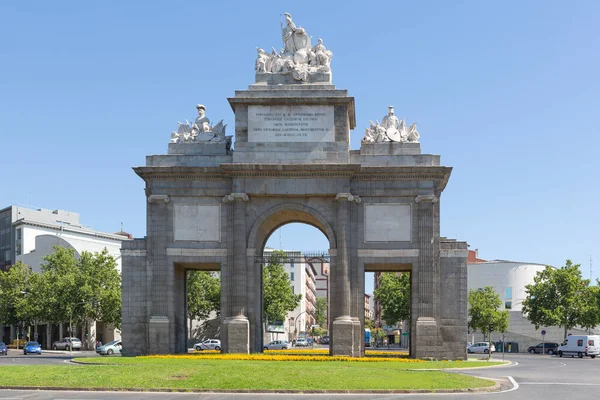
{"left": 16, "top": 290, "right": 27, "bottom": 351}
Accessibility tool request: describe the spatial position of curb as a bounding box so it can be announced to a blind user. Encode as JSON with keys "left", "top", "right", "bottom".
{"left": 0, "top": 381, "right": 503, "bottom": 394}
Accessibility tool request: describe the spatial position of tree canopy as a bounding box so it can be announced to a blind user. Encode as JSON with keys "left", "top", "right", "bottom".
{"left": 522, "top": 260, "right": 596, "bottom": 339}
{"left": 0, "top": 262, "right": 43, "bottom": 327}
{"left": 187, "top": 271, "right": 221, "bottom": 322}
{"left": 314, "top": 297, "right": 327, "bottom": 328}
{"left": 373, "top": 272, "right": 410, "bottom": 326}
{"left": 0, "top": 246, "right": 122, "bottom": 334}
{"left": 262, "top": 250, "right": 302, "bottom": 324}
{"left": 468, "top": 286, "right": 509, "bottom": 338}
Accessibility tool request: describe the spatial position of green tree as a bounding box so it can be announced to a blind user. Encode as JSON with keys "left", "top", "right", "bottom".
{"left": 262, "top": 250, "right": 302, "bottom": 324}
{"left": 522, "top": 260, "right": 591, "bottom": 339}
{"left": 580, "top": 285, "right": 600, "bottom": 332}
{"left": 187, "top": 271, "right": 221, "bottom": 337}
{"left": 365, "top": 319, "right": 375, "bottom": 330}
{"left": 39, "top": 246, "right": 122, "bottom": 346}
{"left": 314, "top": 297, "right": 327, "bottom": 328}
{"left": 0, "top": 262, "right": 44, "bottom": 328}
{"left": 468, "top": 286, "right": 509, "bottom": 339}
{"left": 37, "top": 246, "right": 79, "bottom": 326}
{"left": 373, "top": 272, "right": 410, "bottom": 326}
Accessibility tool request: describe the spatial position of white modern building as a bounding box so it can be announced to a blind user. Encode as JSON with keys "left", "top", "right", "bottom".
{"left": 467, "top": 249, "right": 598, "bottom": 351}
{"left": 0, "top": 205, "right": 130, "bottom": 348}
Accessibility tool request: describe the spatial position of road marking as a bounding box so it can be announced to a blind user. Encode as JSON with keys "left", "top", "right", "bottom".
{"left": 503, "top": 376, "right": 519, "bottom": 393}
{"left": 520, "top": 382, "right": 600, "bottom": 386}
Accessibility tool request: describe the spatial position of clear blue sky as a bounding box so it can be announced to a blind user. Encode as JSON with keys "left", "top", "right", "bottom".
{"left": 2, "top": 1, "right": 599, "bottom": 295}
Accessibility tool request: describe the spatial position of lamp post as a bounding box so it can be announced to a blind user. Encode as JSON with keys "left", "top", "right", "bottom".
{"left": 16, "top": 290, "right": 27, "bottom": 350}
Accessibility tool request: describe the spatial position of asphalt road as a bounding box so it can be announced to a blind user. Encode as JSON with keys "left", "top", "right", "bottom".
{"left": 0, "top": 349, "right": 104, "bottom": 366}
{"left": 1, "top": 352, "right": 599, "bottom": 399}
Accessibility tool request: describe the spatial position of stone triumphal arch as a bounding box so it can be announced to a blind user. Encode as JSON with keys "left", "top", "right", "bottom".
{"left": 121, "top": 13, "right": 468, "bottom": 359}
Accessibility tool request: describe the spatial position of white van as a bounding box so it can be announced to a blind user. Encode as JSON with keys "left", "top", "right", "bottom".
{"left": 557, "top": 335, "right": 600, "bottom": 359}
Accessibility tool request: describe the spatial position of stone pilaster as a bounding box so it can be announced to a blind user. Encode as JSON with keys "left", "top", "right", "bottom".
{"left": 222, "top": 193, "right": 250, "bottom": 353}
{"left": 331, "top": 193, "right": 361, "bottom": 357}
{"left": 413, "top": 194, "right": 441, "bottom": 358}
{"left": 147, "top": 194, "right": 171, "bottom": 354}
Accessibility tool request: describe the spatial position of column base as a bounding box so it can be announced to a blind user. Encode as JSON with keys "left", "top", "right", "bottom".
{"left": 148, "top": 316, "right": 170, "bottom": 355}
{"left": 223, "top": 314, "right": 249, "bottom": 353}
{"left": 351, "top": 317, "right": 363, "bottom": 356}
{"left": 331, "top": 316, "right": 358, "bottom": 357}
{"left": 415, "top": 317, "right": 440, "bottom": 359}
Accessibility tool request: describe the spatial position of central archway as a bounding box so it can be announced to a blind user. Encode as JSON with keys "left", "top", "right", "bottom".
{"left": 248, "top": 203, "right": 337, "bottom": 253}
{"left": 245, "top": 203, "right": 338, "bottom": 352}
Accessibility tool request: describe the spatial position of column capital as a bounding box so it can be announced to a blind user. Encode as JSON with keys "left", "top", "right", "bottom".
{"left": 415, "top": 194, "right": 438, "bottom": 204}
{"left": 335, "top": 193, "right": 362, "bottom": 203}
{"left": 147, "top": 194, "right": 170, "bottom": 204}
{"left": 223, "top": 192, "right": 249, "bottom": 203}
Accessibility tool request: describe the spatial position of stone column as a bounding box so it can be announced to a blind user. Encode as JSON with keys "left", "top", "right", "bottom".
{"left": 413, "top": 194, "right": 440, "bottom": 358}
{"left": 331, "top": 193, "right": 361, "bottom": 357}
{"left": 147, "top": 194, "right": 171, "bottom": 354}
{"left": 46, "top": 324, "right": 51, "bottom": 350}
{"left": 222, "top": 193, "right": 250, "bottom": 353}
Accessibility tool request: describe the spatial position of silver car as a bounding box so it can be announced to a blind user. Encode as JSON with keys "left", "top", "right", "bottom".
{"left": 52, "top": 337, "right": 81, "bottom": 351}
{"left": 263, "top": 340, "right": 292, "bottom": 350}
{"left": 194, "top": 339, "right": 221, "bottom": 351}
{"left": 467, "top": 342, "right": 495, "bottom": 354}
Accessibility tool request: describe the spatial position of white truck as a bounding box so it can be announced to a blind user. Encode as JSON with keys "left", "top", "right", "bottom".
{"left": 557, "top": 335, "right": 600, "bottom": 359}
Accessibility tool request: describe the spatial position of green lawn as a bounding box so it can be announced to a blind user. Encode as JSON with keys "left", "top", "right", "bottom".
{"left": 0, "top": 358, "right": 502, "bottom": 391}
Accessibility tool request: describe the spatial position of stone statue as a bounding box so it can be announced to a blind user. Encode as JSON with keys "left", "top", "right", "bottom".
{"left": 382, "top": 106, "right": 401, "bottom": 142}
{"left": 254, "top": 12, "right": 333, "bottom": 82}
{"left": 406, "top": 123, "right": 420, "bottom": 143}
{"left": 282, "top": 13, "right": 309, "bottom": 56}
{"left": 170, "top": 104, "right": 228, "bottom": 144}
{"left": 192, "top": 104, "right": 211, "bottom": 136}
{"left": 311, "top": 38, "right": 332, "bottom": 68}
{"left": 361, "top": 120, "right": 389, "bottom": 143}
{"left": 361, "top": 106, "right": 421, "bottom": 144}
{"left": 255, "top": 48, "right": 269, "bottom": 73}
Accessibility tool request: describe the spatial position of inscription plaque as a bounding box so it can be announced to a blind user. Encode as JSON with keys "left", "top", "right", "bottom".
{"left": 248, "top": 105, "right": 334, "bottom": 142}
{"left": 174, "top": 204, "right": 220, "bottom": 242}
{"left": 364, "top": 204, "right": 411, "bottom": 242}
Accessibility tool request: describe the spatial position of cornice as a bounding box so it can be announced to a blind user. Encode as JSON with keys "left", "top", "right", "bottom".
{"left": 133, "top": 164, "right": 452, "bottom": 190}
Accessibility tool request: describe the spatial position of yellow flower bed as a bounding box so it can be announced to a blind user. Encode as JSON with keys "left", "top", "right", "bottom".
{"left": 142, "top": 353, "right": 424, "bottom": 363}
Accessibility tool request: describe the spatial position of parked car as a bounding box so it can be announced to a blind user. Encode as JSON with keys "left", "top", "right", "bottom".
{"left": 96, "top": 340, "right": 122, "bottom": 356}
{"left": 467, "top": 342, "right": 495, "bottom": 354}
{"left": 263, "top": 340, "right": 292, "bottom": 350}
{"left": 23, "top": 341, "right": 42, "bottom": 355}
{"left": 194, "top": 339, "right": 221, "bottom": 351}
{"left": 295, "top": 338, "right": 309, "bottom": 347}
{"left": 52, "top": 337, "right": 81, "bottom": 351}
{"left": 0, "top": 342, "right": 7, "bottom": 355}
{"left": 320, "top": 336, "right": 330, "bottom": 345}
{"left": 558, "top": 335, "right": 600, "bottom": 359}
{"left": 527, "top": 342, "right": 559, "bottom": 355}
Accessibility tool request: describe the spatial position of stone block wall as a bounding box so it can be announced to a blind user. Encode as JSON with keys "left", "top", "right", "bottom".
{"left": 121, "top": 238, "right": 148, "bottom": 356}
{"left": 439, "top": 240, "right": 468, "bottom": 360}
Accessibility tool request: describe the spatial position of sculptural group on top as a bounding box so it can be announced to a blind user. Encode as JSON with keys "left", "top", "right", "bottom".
{"left": 362, "top": 106, "right": 420, "bottom": 144}
{"left": 255, "top": 13, "right": 333, "bottom": 82}
{"left": 170, "top": 104, "right": 228, "bottom": 144}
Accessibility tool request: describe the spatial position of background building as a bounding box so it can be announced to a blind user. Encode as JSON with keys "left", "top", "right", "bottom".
{"left": 467, "top": 249, "right": 598, "bottom": 351}
{"left": 263, "top": 249, "right": 318, "bottom": 342}
{"left": 364, "top": 294, "right": 373, "bottom": 321}
{"left": 0, "top": 205, "right": 129, "bottom": 347}
{"left": 311, "top": 256, "right": 329, "bottom": 326}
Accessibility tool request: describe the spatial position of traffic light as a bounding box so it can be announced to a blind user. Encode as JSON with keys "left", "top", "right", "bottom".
{"left": 489, "top": 323, "right": 494, "bottom": 333}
